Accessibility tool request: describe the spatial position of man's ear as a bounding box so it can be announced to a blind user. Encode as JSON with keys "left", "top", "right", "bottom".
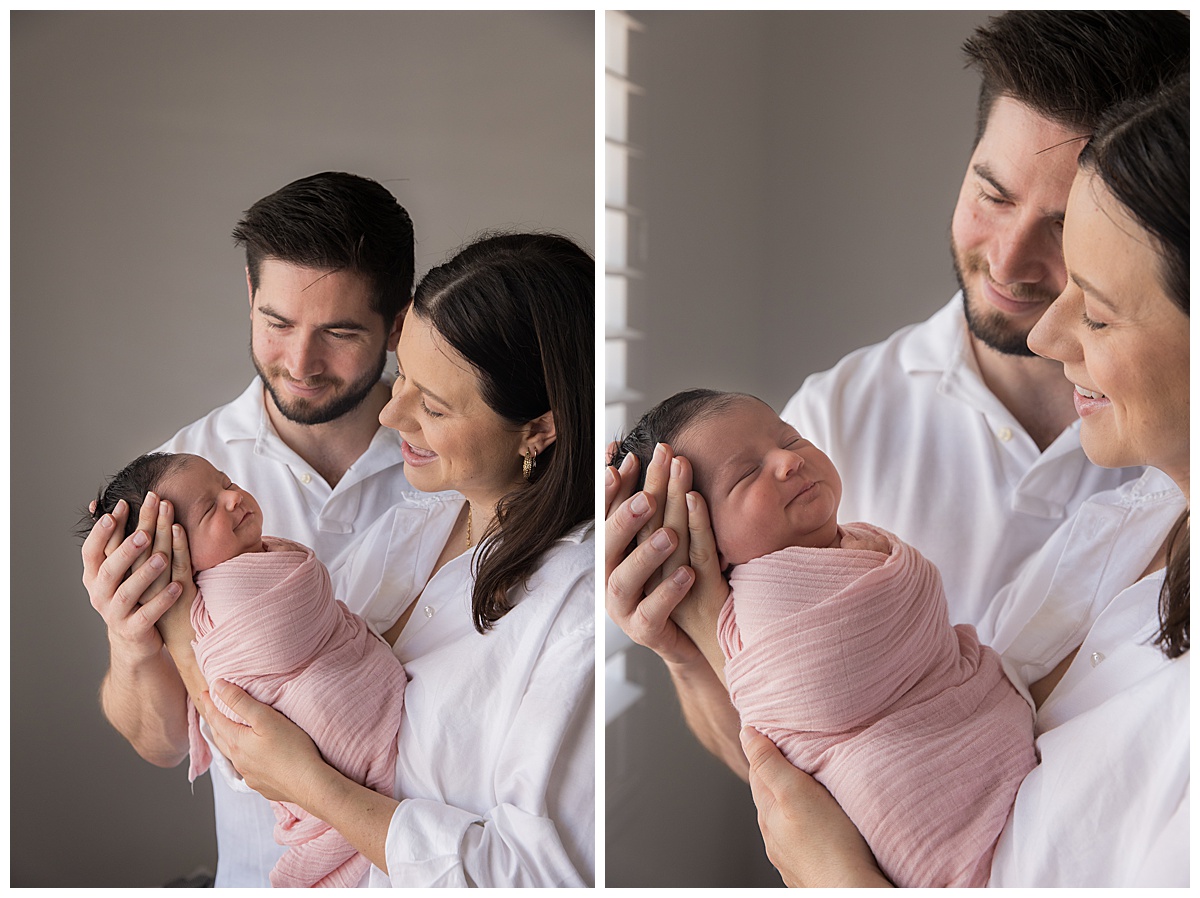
{"left": 386, "top": 307, "right": 405, "bottom": 352}
{"left": 521, "top": 410, "right": 557, "bottom": 457}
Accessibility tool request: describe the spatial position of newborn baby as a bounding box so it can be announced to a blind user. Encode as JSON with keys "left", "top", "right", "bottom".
{"left": 89, "top": 452, "right": 406, "bottom": 888}
{"left": 612, "top": 390, "right": 1036, "bottom": 888}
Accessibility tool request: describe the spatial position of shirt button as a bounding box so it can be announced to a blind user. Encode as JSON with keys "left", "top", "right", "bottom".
{"left": 423, "top": 606, "right": 434, "bottom": 619}
{"left": 997, "top": 427, "right": 1013, "bottom": 442}
{"left": 300, "top": 473, "right": 312, "bottom": 485}
{"left": 1090, "top": 651, "right": 1105, "bottom": 667}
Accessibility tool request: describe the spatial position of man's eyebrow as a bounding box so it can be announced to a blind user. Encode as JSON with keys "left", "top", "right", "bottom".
{"left": 973, "top": 163, "right": 1015, "bottom": 203}
{"left": 256, "top": 304, "right": 370, "bottom": 331}
{"left": 974, "top": 162, "right": 1066, "bottom": 222}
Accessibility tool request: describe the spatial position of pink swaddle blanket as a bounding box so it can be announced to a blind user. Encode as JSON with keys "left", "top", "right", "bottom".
{"left": 717, "top": 523, "right": 1035, "bottom": 888}
{"left": 185, "top": 537, "right": 406, "bottom": 888}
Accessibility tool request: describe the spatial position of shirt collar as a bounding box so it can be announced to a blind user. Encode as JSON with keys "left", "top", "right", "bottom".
{"left": 212, "top": 376, "right": 406, "bottom": 467}
{"left": 897, "top": 292, "right": 969, "bottom": 376}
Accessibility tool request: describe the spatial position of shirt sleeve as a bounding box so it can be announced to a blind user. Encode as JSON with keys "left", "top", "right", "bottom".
{"left": 381, "top": 581, "right": 595, "bottom": 887}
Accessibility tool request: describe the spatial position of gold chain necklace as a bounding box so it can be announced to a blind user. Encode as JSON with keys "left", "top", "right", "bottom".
{"left": 465, "top": 503, "right": 473, "bottom": 549}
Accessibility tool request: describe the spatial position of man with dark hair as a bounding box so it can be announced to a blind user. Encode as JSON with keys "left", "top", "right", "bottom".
{"left": 606, "top": 8, "right": 1188, "bottom": 787}
{"left": 783, "top": 10, "right": 1188, "bottom": 626}
{"left": 89, "top": 172, "right": 416, "bottom": 887}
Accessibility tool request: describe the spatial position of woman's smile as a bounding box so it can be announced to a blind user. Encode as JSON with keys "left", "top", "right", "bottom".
{"left": 400, "top": 439, "right": 438, "bottom": 467}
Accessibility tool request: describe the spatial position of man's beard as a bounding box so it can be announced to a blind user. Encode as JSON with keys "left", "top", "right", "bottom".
{"left": 253, "top": 346, "right": 386, "bottom": 426}
{"left": 951, "top": 240, "right": 1053, "bottom": 358}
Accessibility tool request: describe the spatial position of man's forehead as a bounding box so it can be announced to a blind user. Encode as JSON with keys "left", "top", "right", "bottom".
{"left": 975, "top": 97, "right": 1083, "bottom": 205}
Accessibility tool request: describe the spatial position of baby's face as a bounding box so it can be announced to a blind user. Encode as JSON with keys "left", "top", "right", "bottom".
{"left": 675, "top": 397, "right": 842, "bottom": 568}
{"left": 159, "top": 455, "right": 264, "bottom": 572}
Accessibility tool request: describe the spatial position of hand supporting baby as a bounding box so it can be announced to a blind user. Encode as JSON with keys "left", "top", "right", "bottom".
{"left": 605, "top": 441, "right": 730, "bottom": 678}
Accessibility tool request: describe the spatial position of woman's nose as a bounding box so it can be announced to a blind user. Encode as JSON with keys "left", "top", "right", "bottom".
{"left": 1027, "top": 284, "right": 1080, "bottom": 363}
{"left": 379, "top": 384, "right": 417, "bottom": 432}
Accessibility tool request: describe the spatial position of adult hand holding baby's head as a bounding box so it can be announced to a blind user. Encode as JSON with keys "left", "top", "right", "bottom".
{"left": 605, "top": 442, "right": 729, "bottom": 673}
{"left": 81, "top": 492, "right": 183, "bottom": 665}
{"left": 605, "top": 443, "right": 700, "bottom": 667}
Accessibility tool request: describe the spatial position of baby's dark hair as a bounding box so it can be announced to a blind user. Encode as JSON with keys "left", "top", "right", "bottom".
{"left": 611, "top": 389, "right": 760, "bottom": 492}
{"left": 77, "top": 452, "right": 190, "bottom": 542}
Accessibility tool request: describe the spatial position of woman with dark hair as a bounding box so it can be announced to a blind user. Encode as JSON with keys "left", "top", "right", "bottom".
{"left": 609, "top": 76, "right": 1189, "bottom": 886}
{"left": 91, "top": 232, "right": 596, "bottom": 887}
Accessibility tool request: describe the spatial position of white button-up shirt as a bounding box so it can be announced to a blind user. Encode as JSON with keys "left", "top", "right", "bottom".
{"left": 782, "top": 296, "right": 1138, "bottom": 626}
{"left": 979, "top": 468, "right": 1188, "bottom": 886}
{"left": 342, "top": 498, "right": 595, "bottom": 887}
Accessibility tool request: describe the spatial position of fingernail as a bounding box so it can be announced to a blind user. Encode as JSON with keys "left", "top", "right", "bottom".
{"left": 605, "top": 467, "right": 615, "bottom": 488}
{"left": 146, "top": 491, "right": 158, "bottom": 502}
{"left": 167, "top": 582, "right": 181, "bottom": 596}
{"left": 671, "top": 457, "right": 682, "bottom": 478}
{"left": 686, "top": 493, "right": 697, "bottom": 513}
{"left": 149, "top": 554, "right": 165, "bottom": 570}
{"left": 100, "top": 515, "right": 114, "bottom": 530}
{"left": 650, "top": 528, "right": 672, "bottom": 551}
{"left": 619, "top": 452, "right": 637, "bottom": 475}
{"left": 739, "top": 727, "right": 753, "bottom": 748}
{"left": 631, "top": 492, "right": 650, "bottom": 516}
{"left": 132, "top": 531, "right": 149, "bottom": 548}
{"left": 673, "top": 567, "right": 693, "bottom": 586}
{"left": 653, "top": 443, "right": 666, "bottom": 466}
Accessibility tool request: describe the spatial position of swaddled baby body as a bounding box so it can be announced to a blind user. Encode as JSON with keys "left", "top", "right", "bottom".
{"left": 612, "top": 391, "right": 1036, "bottom": 888}
{"left": 89, "top": 452, "right": 406, "bottom": 888}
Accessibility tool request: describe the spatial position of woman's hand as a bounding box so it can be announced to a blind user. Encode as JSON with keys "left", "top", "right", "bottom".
{"left": 741, "top": 727, "right": 892, "bottom": 888}
{"left": 82, "top": 493, "right": 183, "bottom": 662}
{"left": 605, "top": 443, "right": 702, "bottom": 666}
{"left": 199, "top": 679, "right": 327, "bottom": 806}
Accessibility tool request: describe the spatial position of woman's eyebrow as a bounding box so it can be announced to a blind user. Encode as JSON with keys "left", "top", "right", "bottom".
{"left": 1069, "top": 271, "right": 1119, "bottom": 311}
{"left": 412, "top": 377, "right": 454, "bottom": 409}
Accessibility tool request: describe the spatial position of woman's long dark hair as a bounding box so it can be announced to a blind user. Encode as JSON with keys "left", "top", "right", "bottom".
{"left": 1082, "top": 75, "right": 1189, "bottom": 658}
{"left": 412, "top": 233, "right": 593, "bottom": 633}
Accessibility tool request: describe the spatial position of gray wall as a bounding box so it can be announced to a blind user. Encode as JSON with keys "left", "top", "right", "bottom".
{"left": 11, "top": 11, "right": 592, "bottom": 887}
{"left": 608, "top": 11, "right": 996, "bottom": 887}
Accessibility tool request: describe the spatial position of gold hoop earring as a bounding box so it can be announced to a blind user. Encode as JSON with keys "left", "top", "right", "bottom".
{"left": 523, "top": 448, "right": 537, "bottom": 482}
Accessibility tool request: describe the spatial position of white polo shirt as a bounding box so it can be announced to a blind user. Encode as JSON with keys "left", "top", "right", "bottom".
{"left": 781, "top": 295, "right": 1138, "bottom": 627}
{"left": 981, "top": 468, "right": 1188, "bottom": 886}
{"left": 155, "top": 377, "right": 413, "bottom": 888}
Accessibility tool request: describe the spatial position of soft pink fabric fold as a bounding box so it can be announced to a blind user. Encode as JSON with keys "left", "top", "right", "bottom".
{"left": 718, "top": 524, "right": 1036, "bottom": 888}
{"left": 186, "top": 537, "right": 406, "bottom": 888}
